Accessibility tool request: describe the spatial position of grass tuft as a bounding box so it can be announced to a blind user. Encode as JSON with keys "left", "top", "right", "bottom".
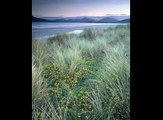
{"left": 32, "top": 25, "right": 130, "bottom": 120}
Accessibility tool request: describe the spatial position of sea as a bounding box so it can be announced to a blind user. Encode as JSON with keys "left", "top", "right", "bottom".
{"left": 32, "top": 22, "right": 128, "bottom": 40}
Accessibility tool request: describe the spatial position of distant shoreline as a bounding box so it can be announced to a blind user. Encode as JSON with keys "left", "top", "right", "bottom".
{"left": 32, "top": 29, "right": 83, "bottom": 40}
{"left": 32, "top": 23, "right": 129, "bottom": 40}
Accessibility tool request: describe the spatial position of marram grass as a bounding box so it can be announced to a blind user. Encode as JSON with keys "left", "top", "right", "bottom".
{"left": 32, "top": 25, "right": 130, "bottom": 120}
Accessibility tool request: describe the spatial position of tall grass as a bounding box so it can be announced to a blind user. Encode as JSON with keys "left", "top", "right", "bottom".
{"left": 32, "top": 25, "right": 130, "bottom": 120}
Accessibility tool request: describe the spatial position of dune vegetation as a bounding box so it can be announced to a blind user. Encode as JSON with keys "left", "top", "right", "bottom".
{"left": 32, "top": 25, "right": 130, "bottom": 120}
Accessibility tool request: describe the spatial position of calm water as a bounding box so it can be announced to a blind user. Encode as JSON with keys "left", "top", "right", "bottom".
{"left": 32, "top": 22, "right": 127, "bottom": 39}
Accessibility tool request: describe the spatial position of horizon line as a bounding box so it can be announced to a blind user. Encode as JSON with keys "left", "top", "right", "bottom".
{"left": 33, "top": 14, "right": 130, "bottom": 18}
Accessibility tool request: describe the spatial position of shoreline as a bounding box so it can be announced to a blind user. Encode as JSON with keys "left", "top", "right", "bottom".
{"left": 32, "top": 29, "right": 84, "bottom": 40}
{"left": 68, "top": 30, "right": 83, "bottom": 34}
{"left": 32, "top": 23, "right": 128, "bottom": 40}
{"left": 32, "top": 24, "right": 129, "bottom": 40}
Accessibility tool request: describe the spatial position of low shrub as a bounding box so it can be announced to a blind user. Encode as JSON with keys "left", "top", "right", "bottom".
{"left": 41, "top": 57, "right": 96, "bottom": 119}
{"left": 80, "top": 28, "right": 96, "bottom": 41}
{"left": 48, "top": 33, "right": 70, "bottom": 45}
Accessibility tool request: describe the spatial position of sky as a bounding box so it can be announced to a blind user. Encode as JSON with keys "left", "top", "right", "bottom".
{"left": 32, "top": 0, "right": 130, "bottom": 17}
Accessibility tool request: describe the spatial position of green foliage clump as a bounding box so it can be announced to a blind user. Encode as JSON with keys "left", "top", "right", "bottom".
{"left": 48, "top": 33, "right": 69, "bottom": 45}
{"left": 41, "top": 57, "right": 96, "bottom": 119}
{"left": 32, "top": 25, "right": 130, "bottom": 120}
{"left": 80, "top": 28, "right": 96, "bottom": 40}
{"left": 96, "top": 49, "right": 130, "bottom": 120}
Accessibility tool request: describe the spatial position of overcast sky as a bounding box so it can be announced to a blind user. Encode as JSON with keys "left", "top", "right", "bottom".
{"left": 32, "top": 0, "right": 130, "bottom": 17}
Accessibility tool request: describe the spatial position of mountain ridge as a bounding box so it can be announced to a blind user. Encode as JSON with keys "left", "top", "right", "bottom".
{"left": 32, "top": 16, "right": 51, "bottom": 22}
{"left": 117, "top": 18, "right": 130, "bottom": 23}
{"left": 32, "top": 16, "right": 130, "bottom": 23}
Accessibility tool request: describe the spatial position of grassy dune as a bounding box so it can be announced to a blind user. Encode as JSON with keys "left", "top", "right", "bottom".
{"left": 32, "top": 25, "right": 130, "bottom": 120}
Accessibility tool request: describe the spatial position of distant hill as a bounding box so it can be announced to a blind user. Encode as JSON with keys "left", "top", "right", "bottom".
{"left": 52, "top": 17, "right": 96, "bottom": 23}
{"left": 77, "top": 17, "right": 96, "bottom": 22}
{"left": 41, "top": 15, "right": 130, "bottom": 21}
{"left": 117, "top": 19, "right": 130, "bottom": 23}
{"left": 41, "top": 16, "right": 64, "bottom": 21}
{"left": 98, "top": 17, "right": 118, "bottom": 23}
{"left": 33, "top": 16, "right": 130, "bottom": 23}
{"left": 105, "top": 16, "right": 130, "bottom": 21}
{"left": 32, "top": 16, "right": 51, "bottom": 22}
